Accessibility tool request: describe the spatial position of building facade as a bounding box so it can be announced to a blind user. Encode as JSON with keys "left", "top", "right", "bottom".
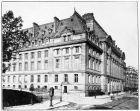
{"left": 2, "top": 11, "right": 126, "bottom": 95}
{"left": 124, "top": 66, "right": 138, "bottom": 91}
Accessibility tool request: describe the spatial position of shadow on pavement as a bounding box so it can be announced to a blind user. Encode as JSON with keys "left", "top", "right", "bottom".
{"left": 84, "top": 105, "right": 112, "bottom": 110}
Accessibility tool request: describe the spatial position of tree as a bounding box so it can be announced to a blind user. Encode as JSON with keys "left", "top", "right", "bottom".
{"left": 2, "top": 10, "right": 29, "bottom": 73}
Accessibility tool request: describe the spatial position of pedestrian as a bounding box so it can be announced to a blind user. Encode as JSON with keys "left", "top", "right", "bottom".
{"left": 49, "top": 87, "right": 54, "bottom": 107}
{"left": 94, "top": 90, "right": 96, "bottom": 99}
{"left": 110, "top": 93, "right": 114, "bottom": 100}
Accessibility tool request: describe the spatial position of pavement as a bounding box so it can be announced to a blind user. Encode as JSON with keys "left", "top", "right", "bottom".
{"left": 4, "top": 92, "right": 125, "bottom": 110}
{"left": 4, "top": 99, "right": 70, "bottom": 110}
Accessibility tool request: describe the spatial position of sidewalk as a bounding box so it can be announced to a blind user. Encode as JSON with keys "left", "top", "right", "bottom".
{"left": 4, "top": 92, "right": 125, "bottom": 110}
{"left": 4, "top": 99, "right": 70, "bottom": 110}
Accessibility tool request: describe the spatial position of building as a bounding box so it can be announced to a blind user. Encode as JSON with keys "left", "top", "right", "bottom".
{"left": 124, "top": 66, "right": 138, "bottom": 91}
{"left": 2, "top": 10, "right": 126, "bottom": 95}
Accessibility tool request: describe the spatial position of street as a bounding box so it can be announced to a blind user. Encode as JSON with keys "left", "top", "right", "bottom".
{"left": 51, "top": 94, "right": 138, "bottom": 110}
{"left": 83, "top": 96, "right": 138, "bottom": 110}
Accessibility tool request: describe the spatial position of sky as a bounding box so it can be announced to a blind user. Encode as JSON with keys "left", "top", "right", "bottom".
{"left": 2, "top": 1, "right": 138, "bottom": 69}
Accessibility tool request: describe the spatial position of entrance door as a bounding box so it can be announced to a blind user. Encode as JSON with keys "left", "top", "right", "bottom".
{"left": 64, "top": 86, "right": 67, "bottom": 93}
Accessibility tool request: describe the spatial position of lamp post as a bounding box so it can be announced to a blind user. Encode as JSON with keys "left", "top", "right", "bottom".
{"left": 60, "top": 83, "right": 63, "bottom": 102}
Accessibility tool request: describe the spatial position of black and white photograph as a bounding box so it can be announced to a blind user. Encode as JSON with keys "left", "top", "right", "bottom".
{"left": 1, "top": 1, "right": 139, "bottom": 110}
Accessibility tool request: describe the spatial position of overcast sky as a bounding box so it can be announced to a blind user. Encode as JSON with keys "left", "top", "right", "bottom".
{"left": 2, "top": 1, "right": 138, "bottom": 69}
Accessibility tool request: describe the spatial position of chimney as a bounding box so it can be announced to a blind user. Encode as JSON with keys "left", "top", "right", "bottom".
{"left": 33, "top": 22, "right": 40, "bottom": 37}
{"left": 54, "top": 17, "right": 60, "bottom": 33}
{"left": 82, "top": 13, "right": 94, "bottom": 21}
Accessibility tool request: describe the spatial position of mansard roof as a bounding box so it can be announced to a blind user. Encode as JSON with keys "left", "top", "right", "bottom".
{"left": 126, "top": 66, "right": 138, "bottom": 74}
{"left": 24, "top": 10, "right": 87, "bottom": 41}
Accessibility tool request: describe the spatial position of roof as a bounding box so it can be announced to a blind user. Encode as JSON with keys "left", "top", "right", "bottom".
{"left": 24, "top": 10, "right": 87, "bottom": 41}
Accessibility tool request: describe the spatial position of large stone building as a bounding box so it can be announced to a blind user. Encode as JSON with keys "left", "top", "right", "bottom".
{"left": 124, "top": 66, "right": 138, "bottom": 91}
{"left": 2, "top": 10, "right": 126, "bottom": 95}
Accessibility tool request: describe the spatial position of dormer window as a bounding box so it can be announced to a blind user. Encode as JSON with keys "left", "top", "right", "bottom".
{"left": 38, "top": 41, "right": 41, "bottom": 46}
{"left": 32, "top": 42, "right": 34, "bottom": 46}
{"left": 64, "top": 36, "right": 67, "bottom": 42}
{"left": 35, "top": 40, "right": 37, "bottom": 45}
{"left": 42, "top": 39, "right": 44, "bottom": 44}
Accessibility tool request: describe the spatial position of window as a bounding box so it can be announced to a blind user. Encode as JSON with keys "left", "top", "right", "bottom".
{"left": 2, "top": 76, "right": 5, "bottom": 82}
{"left": 31, "top": 75, "right": 34, "bottom": 82}
{"left": 13, "top": 63, "right": 16, "bottom": 71}
{"left": 88, "top": 75, "right": 90, "bottom": 83}
{"left": 56, "top": 49, "right": 59, "bottom": 55}
{"left": 93, "top": 60, "right": 95, "bottom": 69}
{"left": 24, "top": 62, "right": 28, "bottom": 71}
{"left": 74, "top": 74, "right": 78, "bottom": 82}
{"left": 92, "top": 76, "right": 94, "bottom": 83}
{"left": 75, "top": 46, "right": 79, "bottom": 53}
{"left": 13, "top": 55, "right": 16, "bottom": 61}
{"left": 31, "top": 52, "right": 35, "bottom": 59}
{"left": 64, "top": 57, "right": 69, "bottom": 69}
{"left": 89, "top": 48, "right": 91, "bottom": 54}
{"left": 8, "top": 76, "right": 10, "bottom": 82}
{"left": 55, "top": 75, "right": 58, "bottom": 82}
{"left": 24, "top": 85, "right": 27, "bottom": 89}
{"left": 8, "top": 64, "right": 11, "bottom": 71}
{"left": 65, "top": 48, "right": 69, "bottom": 54}
{"left": 64, "top": 74, "right": 68, "bottom": 82}
{"left": 55, "top": 86, "right": 58, "bottom": 89}
{"left": 18, "top": 75, "right": 21, "bottom": 83}
{"left": 44, "top": 60, "right": 48, "bottom": 70}
{"left": 37, "top": 75, "right": 40, "bottom": 82}
{"left": 25, "top": 53, "right": 28, "bottom": 60}
{"left": 38, "top": 51, "right": 41, "bottom": 58}
{"left": 44, "top": 86, "right": 47, "bottom": 89}
{"left": 45, "top": 50, "right": 48, "bottom": 57}
{"left": 24, "top": 75, "right": 27, "bottom": 83}
{"left": 37, "top": 61, "right": 41, "bottom": 70}
{"left": 95, "top": 76, "right": 97, "bottom": 83}
{"left": 74, "top": 86, "right": 78, "bottom": 90}
{"left": 88, "top": 58, "right": 91, "bottom": 69}
{"left": 74, "top": 55, "right": 79, "bottom": 69}
{"left": 37, "top": 85, "right": 40, "bottom": 89}
{"left": 18, "top": 85, "right": 21, "bottom": 88}
{"left": 44, "top": 75, "right": 48, "bottom": 82}
{"left": 31, "top": 61, "right": 35, "bottom": 70}
{"left": 98, "top": 62, "right": 101, "bottom": 71}
{"left": 98, "top": 77, "right": 101, "bottom": 84}
{"left": 3, "top": 85, "right": 5, "bottom": 88}
{"left": 19, "top": 54, "right": 22, "bottom": 60}
{"left": 19, "top": 63, "right": 22, "bottom": 71}
{"left": 64, "top": 36, "right": 66, "bottom": 42}
{"left": 56, "top": 59, "right": 60, "bottom": 68}
{"left": 13, "top": 76, "right": 16, "bottom": 83}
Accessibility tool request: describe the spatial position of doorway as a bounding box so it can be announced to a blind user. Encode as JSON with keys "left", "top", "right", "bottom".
{"left": 64, "top": 86, "right": 67, "bottom": 93}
